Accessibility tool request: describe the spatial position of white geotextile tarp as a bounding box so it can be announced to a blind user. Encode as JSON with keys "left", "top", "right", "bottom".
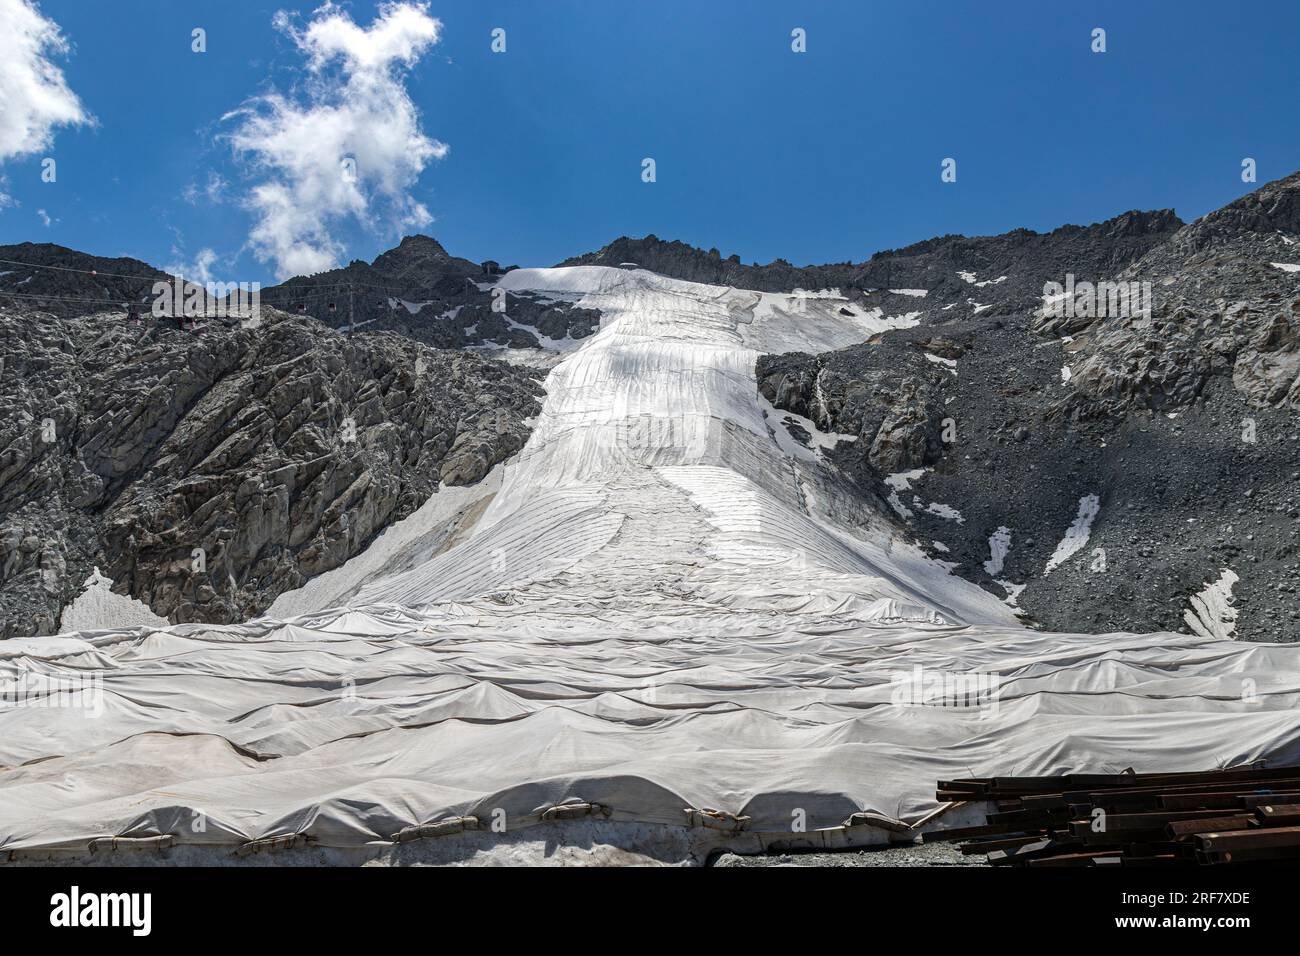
{"left": 2, "top": 266, "right": 1298, "bottom": 853}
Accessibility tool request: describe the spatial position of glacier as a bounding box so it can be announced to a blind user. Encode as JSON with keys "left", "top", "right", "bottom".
{"left": 3, "top": 266, "right": 1299, "bottom": 863}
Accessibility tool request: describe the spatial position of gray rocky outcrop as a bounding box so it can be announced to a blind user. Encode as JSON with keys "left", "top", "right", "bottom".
{"left": 261, "top": 235, "right": 601, "bottom": 354}
{"left": 0, "top": 306, "right": 541, "bottom": 636}
{"left": 755, "top": 174, "right": 1300, "bottom": 641}
{"left": 1040, "top": 172, "right": 1300, "bottom": 419}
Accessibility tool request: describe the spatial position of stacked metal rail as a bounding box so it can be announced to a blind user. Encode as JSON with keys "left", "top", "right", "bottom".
{"left": 925, "top": 767, "right": 1300, "bottom": 865}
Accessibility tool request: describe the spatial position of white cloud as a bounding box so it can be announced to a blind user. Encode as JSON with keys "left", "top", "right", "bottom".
{"left": 0, "top": 0, "right": 89, "bottom": 161}
{"left": 205, "top": 171, "right": 228, "bottom": 202}
{"left": 166, "top": 247, "right": 219, "bottom": 285}
{"left": 223, "top": 2, "right": 446, "bottom": 279}
{"left": 36, "top": 207, "right": 50, "bottom": 226}
{"left": 182, "top": 171, "right": 229, "bottom": 206}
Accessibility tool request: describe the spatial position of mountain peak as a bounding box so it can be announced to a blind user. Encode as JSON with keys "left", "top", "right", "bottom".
{"left": 1173, "top": 170, "right": 1300, "bottom": 250}
{"left": 391, "top": 234, "right": 450, "bottom": 256}
{"left": 370, "top": 234, "right": 480, "bottom": 280}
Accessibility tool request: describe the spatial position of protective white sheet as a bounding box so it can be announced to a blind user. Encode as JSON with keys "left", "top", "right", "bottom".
{"left": 3, "top": 266, "right": 1298, "bottom": 855}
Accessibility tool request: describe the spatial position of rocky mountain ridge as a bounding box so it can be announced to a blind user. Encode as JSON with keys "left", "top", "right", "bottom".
{"left": 754, "top": 172, "right": 1300, "bottom": 640}
{"left": 0, "top": 305, "right": 541, "bottom": 636}
{"left": 261, "top": 235, "right": 599, "bottom": 359}
{"left": 0, "top": 243, "right": 176, "bottom": 317}
{"left": 559, "top": 210, "right": 1183, "bottom": 295}
{"left": 2, "top": 175, "right": 1297, "bottom": 640}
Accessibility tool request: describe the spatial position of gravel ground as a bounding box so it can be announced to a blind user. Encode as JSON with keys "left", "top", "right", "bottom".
{"left": 711, "top": 840, "right": 987, "bottom": 867}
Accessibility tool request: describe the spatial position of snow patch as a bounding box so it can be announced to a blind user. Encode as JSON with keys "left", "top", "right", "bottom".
{"left": 58, "top": 568, "right": 168, "bottom": 633}
{"left": 1270, "top": 262, "right": 1300, "bottom": 273}
{"left": 884, "top": 469, "right": 926, "bottom": 490}
{"left": 885, "top": 471, "right": 963, "bottom": 524}
{"left": 924, "top": 352, "right": 957, "bottom": 375}
{"left": 923, "top": 501, "right": 964, "bottom": 523}
{"left": 958, "top": 271, "right": 1007, "bottom": 288}
{"left": 994, "top": 579, "right": 1027, "bottom": 609}
{"left": 758, "top": 392, "right": 857, "bottom": 463}
{"left": 1044, "top": 494, "right": 1100, "bottom": 576}
{"left": 388, "top": 297, "right": 435, "bottom": 314}
{"left": 1184, "top": 569, "right": 1239, "bottom": 640}
{"left": 884, "top": 468, "right": 927, "bottom": 519}
{"left": 983, "top": 526, "right": 1012, "bottom": 576}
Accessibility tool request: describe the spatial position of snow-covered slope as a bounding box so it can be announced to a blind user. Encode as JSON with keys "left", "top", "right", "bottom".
{"left": 3, "top": 266, "right": 1299, "bottom": 862}
{"left": 351, "top": 266, "right": 1006, "bottom": 625}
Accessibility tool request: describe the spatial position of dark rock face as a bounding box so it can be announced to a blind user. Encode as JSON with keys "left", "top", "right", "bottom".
{"left": 368, "top": 235, "right": 481, "bottom": 282}
{"left": 1045, "top": 173, "right": 1300, "bottom": 420}
{"left": 755, "top": 174, "right": 1300, "bottom": 642}
{"left": 759, "top": 343, "right": 951, "bottom": 479}
{"left": 0, "top": 307, "right": 542, "bottom": 636}
{"left": 260, "top": 234, "right": 601, "bottom": 354}
{"left": 0, "top": 243, "right": 175, "bottom": 317}
{"left": 0, "top": 233, "right": 594, "bottom": 639}
{"left": 560, "top": 235, "right": 853, "bottom": 291}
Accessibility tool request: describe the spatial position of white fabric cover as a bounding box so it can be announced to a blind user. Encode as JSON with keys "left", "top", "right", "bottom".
{"left": 2, "top": 267, "right": 1297, "bottom": 853}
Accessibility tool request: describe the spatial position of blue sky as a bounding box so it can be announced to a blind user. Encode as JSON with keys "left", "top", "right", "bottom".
{"left": 0, "top": 0, "right": 1296, "bottom": 286}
